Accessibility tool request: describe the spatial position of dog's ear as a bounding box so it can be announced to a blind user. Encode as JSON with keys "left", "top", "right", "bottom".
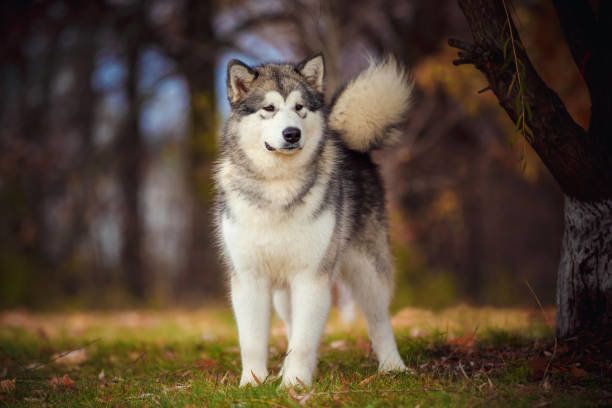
{"left": 297, "top": 53, "right": 325, "bottom": 92}
{"left": 227, "top": 59, "right": 257, "bottom": 104}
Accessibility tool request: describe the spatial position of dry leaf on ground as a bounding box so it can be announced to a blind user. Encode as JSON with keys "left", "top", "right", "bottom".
{"left": 447, "top": 331, "right": 477, "bottom": 350}
{"left": 0, "top": 379, "right": 16, "bottom": 393}
{"left": 49, "top": 374, "right": 75, "bottom": 390}
{"left": 195, "top": 358, "right": 217, "bottom": 371}
{"left": 329, "top": 340, "right": 347, "bottom": 350}
{"left": 358, "top": 374, "right": 377, "bottom": 386}
{"left": 53, "top": 349, "right": 88, "bottom": 366}
{"left": 288, "top": 387, "right": 314, "bottom": 406}
{"left": 570, "top": 366, "right": 587, "bottom": 378}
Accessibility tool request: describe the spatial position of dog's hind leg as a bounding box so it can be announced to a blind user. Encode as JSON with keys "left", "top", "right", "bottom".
{"left": 273, "top": 288, "right": 292, "bottom": 342}
{"left": 341, "top": 248, "right": 406, "bottom": 373}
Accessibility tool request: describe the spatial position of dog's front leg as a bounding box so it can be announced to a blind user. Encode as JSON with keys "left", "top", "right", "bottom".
{"left": 231, "top": 272, "right": 271, "bottom": 386}
{"left": 281, "top": 273, "right": 331, "bottom": 387}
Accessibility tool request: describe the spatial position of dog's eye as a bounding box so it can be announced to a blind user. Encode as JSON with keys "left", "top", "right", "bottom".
{"left": 262, "top": 105, "right": 275, "bottom": 112}
{"left": 295, "top": 104, "right": 303, "bottom": 111}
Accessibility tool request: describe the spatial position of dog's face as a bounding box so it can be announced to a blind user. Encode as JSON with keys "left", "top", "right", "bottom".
{"left": 224, "top": 54, "right": 326, "bottom": 177}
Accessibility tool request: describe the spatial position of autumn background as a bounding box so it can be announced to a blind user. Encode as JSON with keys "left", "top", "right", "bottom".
{"left": 1, "top": 0, "right": 583, "bottom": 310}
{"left": 0, "top": 0, "right": 609, "bottom": 406}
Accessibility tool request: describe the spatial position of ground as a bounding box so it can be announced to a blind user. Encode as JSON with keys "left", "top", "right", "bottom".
{"left": 0, "top": 306, "right": 610, "bottom": 407}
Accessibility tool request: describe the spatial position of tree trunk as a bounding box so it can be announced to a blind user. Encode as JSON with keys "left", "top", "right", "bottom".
{"left": 175, "top": 0, "right": 222, "bottom": 297}
{"left": 119, "top": 40, "right": 145, "bottom": 299}
{"left": 556, "top": 197, "right": 612, "bottom": 338}
{"left": 450, "top": 0, "right": 612, "bottom": 339}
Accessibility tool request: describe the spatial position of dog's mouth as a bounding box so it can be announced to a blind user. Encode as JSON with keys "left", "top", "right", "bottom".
{"left": 265, "top": 142, "right": 302, "bottom": 155}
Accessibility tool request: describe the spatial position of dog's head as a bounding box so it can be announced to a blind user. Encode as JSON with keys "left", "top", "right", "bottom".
{"left": 223, "top": 54, "right": 326, "bottom": 176}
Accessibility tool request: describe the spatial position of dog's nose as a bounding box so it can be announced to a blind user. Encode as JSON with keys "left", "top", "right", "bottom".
{"left": 282, "top": 127, "right": 301, "bottom": 144}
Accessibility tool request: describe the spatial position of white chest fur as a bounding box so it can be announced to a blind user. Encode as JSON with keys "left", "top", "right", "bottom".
{"left": 221, "top": 190, "right": 335, "bottom": 281}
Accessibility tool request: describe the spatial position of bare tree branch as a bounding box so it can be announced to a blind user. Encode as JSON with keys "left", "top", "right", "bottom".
{"left": 449, "top": 0, "right": 612, "bottom": 201}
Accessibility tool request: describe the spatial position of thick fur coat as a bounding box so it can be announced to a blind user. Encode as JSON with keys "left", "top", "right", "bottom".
{"left": 215, "top": 54, "right": 413, "bottom": 387}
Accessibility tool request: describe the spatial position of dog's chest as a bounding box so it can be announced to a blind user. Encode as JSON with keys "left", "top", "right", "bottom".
{"left": 221, "top": 197, "right": 335, "bottom": 278}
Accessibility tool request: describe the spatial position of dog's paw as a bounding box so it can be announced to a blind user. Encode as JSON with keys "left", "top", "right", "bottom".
{"left": 239, "top": 369, "right": 269, "bottom": 387}
{"left": 378, "top": 358, "right": 407, "bottom": 374}
{"left": 280, "top": 367, "right": 313, "bottom": 388}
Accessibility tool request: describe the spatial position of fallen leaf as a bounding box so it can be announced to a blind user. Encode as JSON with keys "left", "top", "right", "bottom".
{"left": 49, "top": 374, "right": 75, "bottom": 390}
{"left": 358, "top": 374, "right": 377, "bottom": 386}
{"left": 570, "top": 366, "right": 587, "bottom": 378}
{"left": 555, "top": 343, "right": 570, "bottom": 355}
{"left": 448, "top": 331, "right": 477, "bottom": 350}
{"left": 26, "top": 362, "right": 43, "bottom": 370}
{"left": 163, "top": 383, "right": 191, "bottom": 393}
{"left": 219, "top": 371, "right": 231, "bottom": 385}
{"left": 299, "top": 390, "right": 313, "bottom": 406}
{"left": 53, "top": 349, "right": 88, "bottom": 366}
{"left": 129, "top": 351, "right": 146, "bottom": 363}
{"left": 250, "top": 370, "right": 262, "bottom": 385}
{"left": 0, "top": 379, "right": 15, "bottom": 393}
{"left": 329, "top": 340, "right": 347, "bottom": 350}
{"left": 164, "top": 350, "right": 177, "bottom": 361}
{"left": 288, "top": 387, "right": 300, "bottom": 401}
{"left": 288, "top": 387, "right": 314, "bottom": 406}
{"left": 529, "top": 356, "right": 549, "bottom": 379}
{"left": 195, "top": 358, "right": 217, "bottom": 371}
{"left": 295, "top": 376, "right": 308, "bottom": 389}
{"left": 24, "top": 397, "right": 45, "bottom": 402}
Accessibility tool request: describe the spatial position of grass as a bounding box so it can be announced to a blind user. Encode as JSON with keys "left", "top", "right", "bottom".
{"left": 0, "top": 306, "right": 609, "bottom": 407}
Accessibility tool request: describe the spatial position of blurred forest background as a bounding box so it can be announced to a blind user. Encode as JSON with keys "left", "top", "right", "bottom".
{"left": 0, "top": 0, "right": 589, "bottom": 310}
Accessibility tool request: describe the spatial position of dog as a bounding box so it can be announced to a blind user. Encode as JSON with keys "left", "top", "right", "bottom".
{"left": 214, "top": 53, "right": 413, "bottom": 387}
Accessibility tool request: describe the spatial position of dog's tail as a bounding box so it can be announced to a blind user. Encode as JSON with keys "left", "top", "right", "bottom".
{"left": 329, "top": 56, "right": 413, "bottom": 152}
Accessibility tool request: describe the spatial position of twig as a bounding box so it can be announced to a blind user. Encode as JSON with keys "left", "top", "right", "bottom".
{"left": 501, "top": 0, "right": 528, "bottom": 140}
{"left": 130, "top": 351, "right": 147, "bottom": 365}
{"left": 524, "top": 279, "right": 558, "bottom": 385}
{"left": 0, "top": 338, "right": 101, "bottom": 384}
{"left": 524, "top": 280, "right": 551, "bottom": 327}
{"left": 458, "top": 361, "right": 470, "bottom": 381}
{"left": 26, "top": 338, "right": 101, "bottom": 372}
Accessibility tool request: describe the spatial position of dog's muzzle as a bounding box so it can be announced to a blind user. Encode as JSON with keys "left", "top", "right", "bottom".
{"left": 265, "top": 141, "right": 302, "bottom": 154}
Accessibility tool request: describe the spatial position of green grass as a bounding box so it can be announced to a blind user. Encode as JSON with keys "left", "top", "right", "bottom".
{"left": 0, "top": 307, "right": 609, "bottom": 407}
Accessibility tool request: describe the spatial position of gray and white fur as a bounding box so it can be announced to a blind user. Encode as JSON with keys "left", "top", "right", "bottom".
{"left": 215, "top": 53, "right": 413, "bottom": 387}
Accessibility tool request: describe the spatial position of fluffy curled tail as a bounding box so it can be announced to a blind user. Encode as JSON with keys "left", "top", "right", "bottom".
{"left": 329, "top": 56, "right": 413, "bottom": 152}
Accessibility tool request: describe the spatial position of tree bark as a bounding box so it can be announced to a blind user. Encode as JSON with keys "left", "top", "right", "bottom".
{"left": 556, "top": 197, "right": 612, "bottom": 338}
{"left": 176, "top": 0, "right": 222, "bottom": 296}
{"left": 450, "top": 0, "right": 612, "bottom": 338}
{"left": 118, "top": 34, "right": 145, "bottom": 299}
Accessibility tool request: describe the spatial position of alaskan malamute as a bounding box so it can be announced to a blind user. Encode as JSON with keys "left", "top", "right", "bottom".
{"left": 215, "top": 53, "right": 412, "bottom": 387}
